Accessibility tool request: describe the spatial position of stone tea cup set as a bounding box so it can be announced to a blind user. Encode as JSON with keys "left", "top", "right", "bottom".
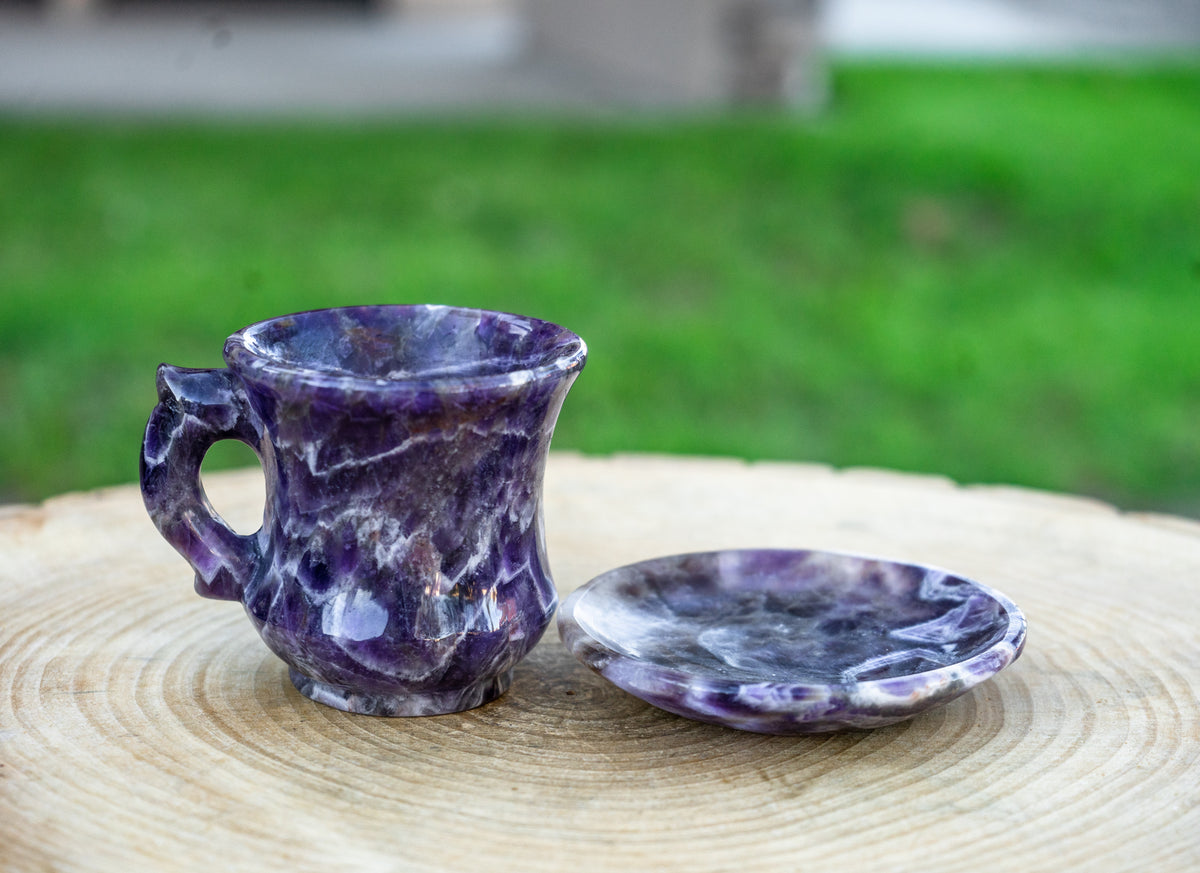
{"left": 142, "top": 305, "right": 1025, "bottom": 734}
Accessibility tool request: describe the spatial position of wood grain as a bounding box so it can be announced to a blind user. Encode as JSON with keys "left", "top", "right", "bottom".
{"left": 2, "top": 453, "right": 1198, "bottom": 872}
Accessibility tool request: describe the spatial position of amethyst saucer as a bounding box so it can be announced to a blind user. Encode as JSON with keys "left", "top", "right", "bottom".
{"left": 558, "top": 549, "right": 1026, "bottom": 734}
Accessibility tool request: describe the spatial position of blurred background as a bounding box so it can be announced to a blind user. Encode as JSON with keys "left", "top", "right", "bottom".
{"left": 1, "top": 0, "right": 1198, "bottom": 516}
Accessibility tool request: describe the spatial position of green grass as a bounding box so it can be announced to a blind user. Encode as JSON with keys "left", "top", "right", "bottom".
{"left": 2, "top": 63, "right": 1199, "bottom": 513}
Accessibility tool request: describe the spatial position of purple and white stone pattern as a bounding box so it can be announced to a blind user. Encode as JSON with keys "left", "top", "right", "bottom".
{"left": 142, "top": 305, "right": 586, "bottom": 716}
{"left": 558, "top": 549, "right": 1026, "bottom": 734}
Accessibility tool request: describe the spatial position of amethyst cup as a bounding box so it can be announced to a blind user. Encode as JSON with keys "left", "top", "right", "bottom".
{"left": 141, "top": 305, "right": 586, "bottom": 716}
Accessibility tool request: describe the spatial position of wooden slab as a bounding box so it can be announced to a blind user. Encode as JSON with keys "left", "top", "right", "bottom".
{"left": 2, "top": 453, "right": 1198, "bottom": 871}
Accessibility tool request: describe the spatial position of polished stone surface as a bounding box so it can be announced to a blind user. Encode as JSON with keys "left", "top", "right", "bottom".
{"left": 142, "top": 305, "right": 586, "bottom": 715}
{"left": 559, "top": 548, "right": 1026, "bottom": 733}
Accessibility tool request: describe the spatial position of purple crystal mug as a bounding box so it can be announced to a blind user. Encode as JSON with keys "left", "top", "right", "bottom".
{"left": 141, "top": 305, "right": 586, "bottom": 716}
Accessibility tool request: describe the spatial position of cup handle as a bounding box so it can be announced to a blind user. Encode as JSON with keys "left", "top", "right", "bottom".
{"left": 140, "top": 364, "right": 266, "bottom": 602}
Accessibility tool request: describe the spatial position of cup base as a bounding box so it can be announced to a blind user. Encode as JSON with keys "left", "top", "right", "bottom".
{"left": 288, "top": 669, "right": 513, "bottom": 717}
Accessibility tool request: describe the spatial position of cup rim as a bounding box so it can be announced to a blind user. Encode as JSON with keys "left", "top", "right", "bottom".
{"left": 223, "top": 304, "right": 587, "bottom": 394}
